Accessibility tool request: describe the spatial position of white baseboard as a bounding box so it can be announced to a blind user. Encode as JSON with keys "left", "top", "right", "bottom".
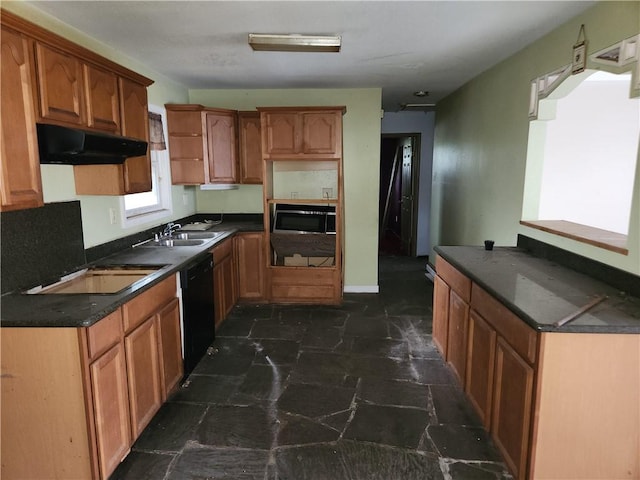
{"left": 343, "top": 285, "right": 379, "bottom": 294}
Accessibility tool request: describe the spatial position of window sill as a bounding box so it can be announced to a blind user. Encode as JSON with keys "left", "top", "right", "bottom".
{"left": 520, "top": 220, "right": 628, "bottom": 255}
{"left": 121, "top": 206, "right": 172, "bottom": 229}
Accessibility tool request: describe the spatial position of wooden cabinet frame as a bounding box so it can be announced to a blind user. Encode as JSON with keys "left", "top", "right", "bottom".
{"left": 165, "top": 104, "right": 245, "bottom": 186}
{"left": 0, "top": 9, "right": 154, "bottom": 200}
{"left": 235, "top": 232, "right": 266, "bottom": 302}
{"left": 212, "top": 237, "right": 238, "bottom": 327}
{"left": 238, "top": 111, "right": 263, "bottom": 184}
{"left": 0, "top": 275, "right": 181, "bottom": 480}
{"left": 0, "top": 24, "right": 43, "bottom": 211}
{"left": 258, "top": 106, "right": 346, "bottom": 305}
{"left": 434, "top": 255, "right": 640, "bottom": 480}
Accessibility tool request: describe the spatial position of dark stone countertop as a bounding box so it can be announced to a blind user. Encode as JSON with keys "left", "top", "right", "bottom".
{"left": 434, "top": 246, "right": 640, "bottom": 334}
{"left": 1, "top": 220, "right": 263, "bottom": 329}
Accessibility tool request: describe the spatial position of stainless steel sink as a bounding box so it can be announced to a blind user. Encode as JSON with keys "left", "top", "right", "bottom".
{"left": 134, "top": 231, "right": 226, "bottom": 249}
{"left": 142, "top": 238, "right": 206, "bottom": 247}
{"left": 173, "top": 231, "right": 225, "bottom": 240}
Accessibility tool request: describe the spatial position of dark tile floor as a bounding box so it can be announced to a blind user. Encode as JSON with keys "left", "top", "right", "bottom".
{"left": 111, "top": 256, "right": 511, "bottom": 480}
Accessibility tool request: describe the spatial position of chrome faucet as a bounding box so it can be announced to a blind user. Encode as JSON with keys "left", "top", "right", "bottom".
{"left": 162, "top": 222, "right": 182, "bottom": 237}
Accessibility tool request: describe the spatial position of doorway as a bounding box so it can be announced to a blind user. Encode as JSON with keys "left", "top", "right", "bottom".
{"left": 379, "top": 134, "right": 420, "bottom": 256}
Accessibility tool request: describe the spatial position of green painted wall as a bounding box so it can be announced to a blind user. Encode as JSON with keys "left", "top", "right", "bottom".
{"left": 431, "top": 1, "right": 640, "bottom": 274}
{"left": 188, "top": 89, "right": 382, "bottom": 289}
{"left": 5, "top": 2, "right": 194, "bottom": 248}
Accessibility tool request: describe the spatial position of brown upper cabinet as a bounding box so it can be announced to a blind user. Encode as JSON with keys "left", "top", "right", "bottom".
{"left": 238, "top": 111, "right": 263, "bottom": 184}
{"left": 259, "top": 107, "right": 344, "bottom": 160}
{"left": 35, "top": 43, "right": 87, "bottom": 126}
{"left": 166, "top": 104, "right": 261, "bottom": 186}
{"left": 118, "top": 78, "right": 152, "bottom": 193}
{"left": 0, "top": 25, "right": 44, "bottom": 212}
{"left": 165, "top": 104, "right": 207, "bottom": 184}
{"left": 0, "top": 9, "right": 154, "bottom": 202}
{"left": 85, "top": 64, "right": 120, "bottom": 133}
{"left": 205, "top": 110, "right": 237, "bottom": 184}
{"left": 259, "top": 106, "right": 346, "bottom": 305}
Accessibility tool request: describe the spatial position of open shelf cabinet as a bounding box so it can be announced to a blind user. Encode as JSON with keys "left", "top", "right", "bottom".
{"left": 259, "top": 106, "right": 345, "bottom": 304}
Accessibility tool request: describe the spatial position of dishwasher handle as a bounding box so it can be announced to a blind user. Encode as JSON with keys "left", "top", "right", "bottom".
{"left": 181, "top": 254, "right": 213, "bottom": 289}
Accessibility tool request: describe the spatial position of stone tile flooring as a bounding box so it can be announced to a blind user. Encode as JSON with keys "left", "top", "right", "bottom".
{"left": 111, "top": 256, "right": 511, "bottom": 480}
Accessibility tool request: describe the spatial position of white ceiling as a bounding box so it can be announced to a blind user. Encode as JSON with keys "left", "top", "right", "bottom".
{"left": 27, "top": 1, "right": 595, "bottom": 111}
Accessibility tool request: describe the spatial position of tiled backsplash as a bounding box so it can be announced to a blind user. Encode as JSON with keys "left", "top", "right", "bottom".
{"left": 1, "top": 201, "right": 85, "bottom": 294}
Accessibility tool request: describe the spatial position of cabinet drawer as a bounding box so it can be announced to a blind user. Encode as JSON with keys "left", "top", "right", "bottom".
{"left": 436, "top": 255, "right": 471, "bottom": 302}
{"left": 123, "top": 276, "right": 177, "bottom": 333}
{"left": 211, "top": 238, "right": 233, "bottom": 263}
{"left": 471, "top": 284, "right": 538, "bottom": 365}
{"left": 272, "top": 284, "right": 335, "bottom": 300}
{"left": 270, "top": 266, "right": 338, "bottom": 302}
{"left": 86, "top": 309, "right": 123, "bottom": 361}
{"left": 270, "top": 266, "right": 336, "bottom": 286}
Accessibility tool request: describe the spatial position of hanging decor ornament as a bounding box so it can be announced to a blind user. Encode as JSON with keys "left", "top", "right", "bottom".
{"left": 572, "top": 24, "right": 587, "bottom": 74}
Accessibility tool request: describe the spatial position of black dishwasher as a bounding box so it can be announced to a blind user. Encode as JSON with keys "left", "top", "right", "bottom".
{"left": 181, "top": 253, "right": 215, "bottom": 377}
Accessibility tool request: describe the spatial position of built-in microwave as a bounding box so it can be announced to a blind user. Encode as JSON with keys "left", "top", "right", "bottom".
{"left": 272, "top": 203, "right": 336, "bottom": 234}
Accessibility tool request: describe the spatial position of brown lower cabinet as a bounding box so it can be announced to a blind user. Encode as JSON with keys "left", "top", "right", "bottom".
{"left": 491, "top": 336, "right": 534, "bottom": 478}
{"left": 432, "top": 275, "right": 450, "bottom": 356}
{"left": 446, "top": 289, "right": 469, "bottom": 385}
{"left": 123, "top": 315, "right": 163, "bottom": 439}
{"left": 0, "top": 274, "right": 181, "bottom": 480}
{"left": 157, "top": 298, "right": 183, "bottom": 397}
{"left": 212, "top": 232, "right": 267, "bottom": 328}
{"left": 434, "top": 254, "right": 640, "bottom": 480}
{"left": 212, "top": 237, "right": 238, "bottom": 327}
{"left": 465, "top": 310, "right": 496, "bottom": 429}
{"left": 235, "top": 232, "right": 266, "bottom": 302}
{"left": 89, "top": 337, "right": 131, "bottom": 479}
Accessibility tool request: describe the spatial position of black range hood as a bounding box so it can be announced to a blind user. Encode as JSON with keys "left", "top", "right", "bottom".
{"left": 37, "top": 123, "right": 148, "bottom": 165}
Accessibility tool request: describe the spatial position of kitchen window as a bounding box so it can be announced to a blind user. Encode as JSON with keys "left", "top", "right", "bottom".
{"left": 122, "top": 105, "right": 173, "bottom": 226}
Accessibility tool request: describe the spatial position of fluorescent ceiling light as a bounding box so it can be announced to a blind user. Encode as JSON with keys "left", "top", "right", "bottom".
{"left": 400, "top": 103, "right": 436, "bottom": 110}
{"left": 249, "top": 34, "right": 341, "bottom": 52}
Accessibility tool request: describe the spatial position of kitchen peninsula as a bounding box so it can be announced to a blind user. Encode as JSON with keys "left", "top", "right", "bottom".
{"left": 433, "top": 239, "right": 640, "bottom": 480}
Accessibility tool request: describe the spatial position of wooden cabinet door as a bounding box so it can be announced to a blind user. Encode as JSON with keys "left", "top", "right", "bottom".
{"left": 206, "top": 112, "right": 237, "bottom": 183}
{"left": 492, "top": 336, "right": 534, "bottom": 480}
{"left": 222, "top": 253, "right": 236, "bottom": 318}
{"left": 119, "top": 78, "right": 151, "bottom": 193}
{"left": 235, "top": 232, "right": 266, "bottom": 301}
{"left": 432, "top": 276, "right": 450, "bottom": 358}
{"left": 84, "top": 64, "right": 120, "bottom": 133}
{"left": 213, "top": 253, "right": 237, "bottom": 327}
{"left": 89, "top": 342, "right": 131, "bottom": 480}
{"left": 465, "top": 310, "right": 496, "bottom": 429}
{"left": 213, "top": 261, "right": 225, "bottom": 327}
{"left": 35, "top": 42, "right": 85, "bottom": 125}
{"left": 238, "top": 112, "right": 263, "bottom": 184}
{"left": 0, "top": 27, "right": 43, "bottom": 212}
{"left": 262, "top": 112, "right": 300, "bottom": 156}
{"left": 157, "top": 298, "right": 183, "bottom": 398}
{"left": 301, "top": 111, "right": 340, "bottom": 156}
{"left": 446, "top": 289, "right": 469, "bottom": 386}
{"left": 124, "top": 316, "right": 163, "bottom": 438}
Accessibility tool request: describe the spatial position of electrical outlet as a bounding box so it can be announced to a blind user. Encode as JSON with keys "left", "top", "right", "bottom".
{"left": 182, "top": 193, "right": 189, "bottom": 206}
{"left": 291, "top": 192, "right": 299, "bottom": 199}
{"left": 109, "top": 208, "right": 117, "bottom": 225}
{"left": 322, "top": 188, "right": 333, "bottom": 199}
